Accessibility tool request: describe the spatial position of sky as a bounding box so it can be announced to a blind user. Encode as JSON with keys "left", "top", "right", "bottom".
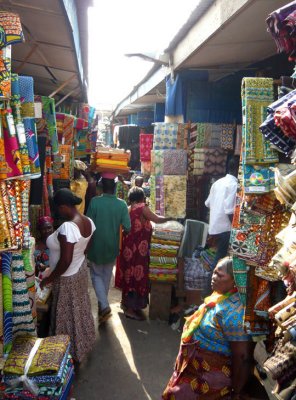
{"left": 88, "top": 0, "right": 198, "bottom": 110}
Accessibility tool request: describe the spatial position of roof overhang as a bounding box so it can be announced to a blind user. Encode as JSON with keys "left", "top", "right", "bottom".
{"left": 0, "top": 0, "right": 92, "bottom": 102}
{"left": 114, "top": 0, "right": 290, "bottom": 116}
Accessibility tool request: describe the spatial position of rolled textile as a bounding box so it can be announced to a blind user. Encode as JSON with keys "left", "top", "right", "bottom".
{"left": 23, "top": 118, "right": 40, "bottom": 175}
{"left": 3, "top": 109, "right": 23, "bottom": 177}
{"left": 20, "top": 179, "right": 31, "bottom": 249}
{"left": 3, "top": 335, "right": 70, "bottom": 376}
{"left": 0, "top": 271, "right": 3, "bottom": 358}
{"left": 11, "top": 252, "right": 36, "bottom": 338}
{"left": 0, "top": 181, "right": 15, "bottom": 247}
{"left": 6, "top": 180, "right": 22, "bottom": 248}
{"left": 0, "top": 12, "right": 24, "bottom": 47}
{"left": 0, "top": 117, "right": 8, "bottom": 179}
{"left": 0, "top": 193, "right": 11, "bottom": 249}
{"left": 40, "top": 96, "right": 59, "bottom": 154}
{"left": 11, "top": 73, "right": 21, "bottom": 121}
{"left": 53, "top": 144, "right": 71, "bottom": 180}
{"left": 19, "top": 76, "right": 34, "bottom": 103}
{"left": 22, "top": 240, "right": 37, "bottom": 326}
{"left": 2, "top": 252, "right": 13, "bottom": 355}
{"left": 242, "top": 77, "right": 278, "bottom": 164}
{"left": 0, "top": 46, "right": 11, "bottom": 99}
{"left": 269, "top": 292, "right": 296, "bottom": 317}
{"left": 150, "top": 256, "right": 178, "bottom": 265}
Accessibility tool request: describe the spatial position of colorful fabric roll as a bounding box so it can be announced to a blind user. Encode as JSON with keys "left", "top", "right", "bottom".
{"left": 3, "top": 109, "right": 23, "bottom": 177}
{"left": 19, "top": 76, "right": 34, "bottom": 103}
{"left": 23, "top": 118, "right": 40, "bottom": 175}
{"left": 2, "top": 252, "right": 13, "bottom": 355}
{"left": 0, "top": 46, "right": 11, "bottom": 98}
{"left": 0, "top": 193, "right": 11, "bottom": 249}
{"left": 241, "top": 77, "right": 279, "bottom": 164}
{"left": 0, "top": 12, "right": 24, "bottom": 47}
{"left": 232, "top": 256, "right": 248, "bottom": 305}
{"left": 20, "top": 179, "right": 31, "bottom": 248}
{"left": 53, "top": 144, "right": 71, "bottom": 179}
{"left": 10, "top": 73, "right": 21, "bottom": 122}
{"left": 0, "top": 269, "right": 3, "bottom": 358}
{"left": 22, "top": 239, "right": 37, "bottom": 326}
{"left": 0, "top": 120, "right": 9, "bottom": 179}
{"left": 11, "top": 252, "right": 36, "bottom": 338}
{"left": 0, "top": 181, "right": 15, "bottom": 247}
{"left": 6, "top": 180, "right": 22, "bottom": 248}
{"left": 41, "top": 96, "right": 59, "bottom": 154}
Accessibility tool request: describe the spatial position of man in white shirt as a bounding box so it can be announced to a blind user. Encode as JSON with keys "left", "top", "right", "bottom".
{"left": 205, "top": 157, "right": 239, "bottom": 267}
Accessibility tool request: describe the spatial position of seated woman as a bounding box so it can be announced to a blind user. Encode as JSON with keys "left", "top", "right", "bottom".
{"left": 118, "top": 187, "right": 173, "bottom": 320}
{"left": 34, "top": 216, "right": 54, "bottom": 278}
{"left": 162, "top": 257, "right": 252, "bottom": 400}
{"left": 40, "top": 188, "right": 96, "bottom": 363}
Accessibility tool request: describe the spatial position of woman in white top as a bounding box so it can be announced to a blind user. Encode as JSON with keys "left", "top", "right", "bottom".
{"left": 40, "top": 188, "right": 96, "bottom": 363}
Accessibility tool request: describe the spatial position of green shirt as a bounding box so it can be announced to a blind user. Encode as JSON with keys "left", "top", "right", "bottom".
{"left": 87, "top": 194, "right": 131, "bottom": 265}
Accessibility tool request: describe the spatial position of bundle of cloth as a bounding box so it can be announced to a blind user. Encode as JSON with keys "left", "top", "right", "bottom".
{"left": 260, "top": 85, "right": 296, "bottom": 157}
{"left": 263, "top": 292, "right": 296, "bottom": 395}
{"left": 92, "top": 147, "right": 130, "bottom": 174}
{"left": 2, "top": 335, "right": 74, "bottom": 400}
{"left": 149, "top": 221, "right": 184, "bottom": 282}
{"left": 266, "top": 1, "right": 296, "bottom": 62}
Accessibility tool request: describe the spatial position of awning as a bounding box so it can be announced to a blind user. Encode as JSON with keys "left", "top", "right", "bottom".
{"left": 1, "top": 0, "right": 92, "bottom": 102}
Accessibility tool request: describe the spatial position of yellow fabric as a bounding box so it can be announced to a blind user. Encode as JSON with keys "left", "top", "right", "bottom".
{"left": 70, "top": 178, "right": 88, "bottom": 213}
{"left": 151, "top": 238, "right": 180, "bottom": 246}
{"left": 98, "top": 159, "right": 127, "bottom": 166}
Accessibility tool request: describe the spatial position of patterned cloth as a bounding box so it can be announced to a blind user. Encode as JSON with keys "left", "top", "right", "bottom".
{"left": 194, "top": 148, "right": 227, "bottom": 176}
{"left": 232, "top": 256, "right": 248, "bottom": 305}
{"left": 0, "top": 181, "right": 15, "bottom": 247}
{"left": 0, "top": 12, "right": 24, "bottom": 47}
{"left": 184, "top": 258, "right": 210, "bottom": 290}
{"left": 51, "top": 263, "right": 95, "bottom": 363}
{"left": 3, "top": 335, "right": 70, "bottom": 375}
{"left": 19, "top": 76, "right": 34, "bottom": 103}
{"left": 243, "top": 164, "right": 275, "bottom": 193}
{"left": 0, "top": 46, "right": 11, "bottom": 99}
{"left": 23, "top": 118, "right": 40, "bottom": 175}
{"left": 188, "top": 292, "right": 249, "bottom": 353}
{"left": 2, "top": 252, "right": 13, "bottom": 356}
{"left": 39, "top": 96, "right": 59, "bottom": 154}
{"left": 163, "top": 149, "right": 187, "bottom": 175}
{"left": 241, "top": 77, "right": 278, "bottom": 164}
{"left": 118, "top": 203, "right": 152, "bottom": 310}
{"left": 153, "top": 123, "right": 178, "bottom": 150}
{"left": 163, "top": 175, "right": 186, "bottom": 218}
{"left": 11, "top": 252, "right": 36, "bottom": 338}
{"left": 140, "top": 133, "right": 153, "bottom": 161}
{"left": 162, "top": 344, "right": 232, "bottom": 400}
{"left": 221, "top": 124, "right": 234, "bottom": 150}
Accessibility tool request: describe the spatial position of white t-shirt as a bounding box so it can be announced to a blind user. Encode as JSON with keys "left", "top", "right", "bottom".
{"left": 47, "top": 218, "right": 96, "bottom": 277}
{"left": 205, "top": 174, "right": 238, "bottom": 235}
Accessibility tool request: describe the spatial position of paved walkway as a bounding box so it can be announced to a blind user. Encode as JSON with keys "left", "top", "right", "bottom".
{"left": 73, "top": 275, "right": 180, "bottom": 400}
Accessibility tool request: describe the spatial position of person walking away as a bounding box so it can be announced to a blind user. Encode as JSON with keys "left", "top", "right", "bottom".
{"left": 87, "top": 174, "right": 131, "bottom": 324}
{"left": 40, "top": 188, "right": 96, "bottom": 363}
{"left": 118, "top": 187, "right": 174, "bottom": 320}
{"left": 205, "top": 157, "right": 239, "bottom": 267}
{"left": 70, "top": 160, "right": 88, "bottom": 214}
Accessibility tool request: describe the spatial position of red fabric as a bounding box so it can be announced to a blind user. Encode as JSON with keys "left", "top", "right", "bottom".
{"left": 117, "top": 203, "right": 152, "bottom": 299}
{"left": 140, "top": 134, "right": 153, "bottom": 161}
{"left": 274, "top": 102, "right": 296, "bottom": 140}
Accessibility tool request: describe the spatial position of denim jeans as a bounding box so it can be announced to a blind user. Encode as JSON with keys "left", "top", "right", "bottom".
{"left": 89, "top": 261, "right": 115, "bottom": 312}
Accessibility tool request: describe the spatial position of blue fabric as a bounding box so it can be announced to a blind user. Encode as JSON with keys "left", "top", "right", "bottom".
{"left": 154, "top": 102, "right": 165, "bottom": 122}
{"left": 193, "top": 292, "right": 249, "bottom": 356}
{"left": 165, "top": 74, "right": 184, "bottom": 116}
{"left": 19, "top": 76, "right": 34, "bottom": 103}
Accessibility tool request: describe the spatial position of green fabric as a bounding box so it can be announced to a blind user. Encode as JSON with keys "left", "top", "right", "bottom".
{"left": 87, "top": 194, "right": 131, "bottom": 265}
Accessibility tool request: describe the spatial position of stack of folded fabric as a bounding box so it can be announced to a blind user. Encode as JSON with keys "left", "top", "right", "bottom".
{"left": 92, "top": 147, "right": 130, "bottom": 174}
{"left": 149, "top": 221, "right": 184, "bottom": 282}
{"left": 2, "top": 335, "right": 74, "bottom": 400}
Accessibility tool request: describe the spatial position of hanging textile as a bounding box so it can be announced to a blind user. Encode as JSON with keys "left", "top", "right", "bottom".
{"left": 11, "top": 252, "right": 36, "bottom": 338}
{"left": 153, "top": 123, "right": 178, "bottom": 150}
{"left": 241, "top": 77, "right": 279, "bottom": 164}
{"left": 20, "top": 179, "right": 31, "bottom": 249}
{"left": 0, "top": 193, "right": 11, "bottom": 249}
{"left": 3, "top": 108, "right": 23, "bottom": 178}
{"left": 0, "top": 46, "right": 11, "bottom": 99}
{"left": 53, "top": 144, "right": 71, "bottom": 180}
{"left": 163, "top": 175, "right": 186, "bottom": 218}
{"left": 22, "top": 238, "right": 37, "bottom": 326}
{"left": 19, "top": 76, "right": 34, "bottom": 118}
{"left": 23, "top": 117, "right": 40, "bottom": 175}
{"left": 2, "top": 252, "right": 13, "bottom": 355}
{"left": 0, "top": 181, "right": 15, "bottom": 247}
{"left": 0, "top": 12, "right": 24, "bottom": 47}
{"left": 36, "top": 96, "right": 59, "bottom": 154}
{"left": 6, "top": 180, "right": 22, "bottom": 248}
{"left": 140, "top": 133, "right": 153, "bottom": 161}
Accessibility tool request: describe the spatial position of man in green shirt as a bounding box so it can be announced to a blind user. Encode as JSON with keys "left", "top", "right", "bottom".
{"left": 87, "top": 177, "right": 131, "bottom": 323}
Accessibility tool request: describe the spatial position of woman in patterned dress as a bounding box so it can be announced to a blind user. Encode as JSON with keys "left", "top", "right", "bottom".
{"left": 162, "top": 257, "right": 252, "bottom": 400}
{"left": 118, "top": 187, "right": 173, "bottom": 320}
{"left": 40, "top": 188, "right": 96, "bottom": 363}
